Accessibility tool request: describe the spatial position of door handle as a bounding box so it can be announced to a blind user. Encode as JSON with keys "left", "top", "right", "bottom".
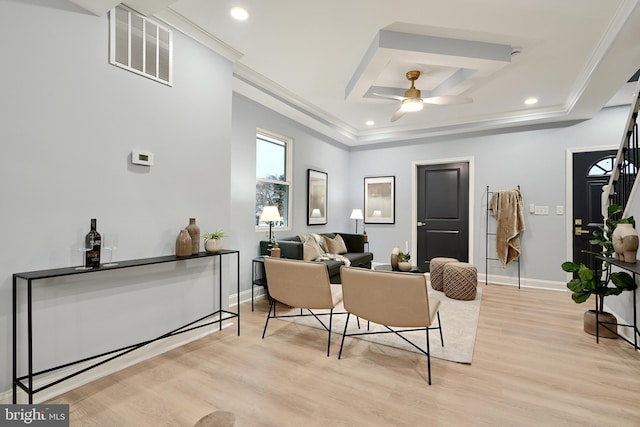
{"left": 417, "top": 221, "right": 425, "bottom": 227}
{"left": 575, "top": 227, "right": 590, "bottom": 236}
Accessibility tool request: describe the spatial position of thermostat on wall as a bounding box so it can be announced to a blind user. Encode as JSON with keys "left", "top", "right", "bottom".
{"left": 131, "top": 149, "right": 154, "bottom": 166}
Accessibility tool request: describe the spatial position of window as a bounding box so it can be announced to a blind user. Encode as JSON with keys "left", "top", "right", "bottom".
{"left": 588, "top": 156, "right": 636, "bottom": 176}
{"left": 256, "top": 131, "right": 291, "bottom": 230}
{"left": 109, "top": 5, "right": 173, "bottom": 86}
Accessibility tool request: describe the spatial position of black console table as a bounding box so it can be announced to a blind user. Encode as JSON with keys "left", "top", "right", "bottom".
{"left": 13, "top": 250, "right": 240, "bottom": 403}
{"left": 595, "top": 256, "right": 639, "bottom": 350}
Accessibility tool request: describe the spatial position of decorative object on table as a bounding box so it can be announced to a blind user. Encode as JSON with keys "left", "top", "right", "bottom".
{"left": 102, "top": 233, "right": 119, "bottom": 267}
{"left": 350, "top": 208, "right": 364, "bottom": 233}
{"left": 363, "top": 225, "right": 368, "bottom": 243}
{"left": 186, "top": 217, "right": 200, "bottom": 255}
{"left": 561, "top": 204, "right": 637, "bottom": 337}
{"left": 203, "top": 230, "right": 226, "bottom": 253}
{"left": 85, "top": 218, "right": 101, "bottom": 268}
{"left": 612, "top": 222, "right": 639, "bottom": 263}
{"left": 364, "top": 176, "right": 395, "bottom": 224}
{"left": 259, "top": 206, "right": 281, "bottom": 249}
{"left": 175, "top": 229, "right": 192, "bottom": 257}
{"left": 307, "top": 169, "right": 328, "bottom": 225}
{"left": 398, "top": 250, "right": 411, "bottom": 271}
{"left": 391, "top": 246, "right": 400, "bottom": 271}
{"left": 270, "top": 241, "right": 281, "bottom": 258}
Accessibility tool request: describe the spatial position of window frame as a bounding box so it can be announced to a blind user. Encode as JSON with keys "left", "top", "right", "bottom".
{"left": 255, "top": 129, "right": 293, "bottom": 233}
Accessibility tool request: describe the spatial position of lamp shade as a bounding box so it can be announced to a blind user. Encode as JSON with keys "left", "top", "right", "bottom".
{"left": 311, "top": 208, "right": 322, "bottom": 218}
{"left": 372, "top": 210, "right": 382, "bottom": 217}
{"left": 350, "top": 209, "right": 364, "bottom": 220}
{"left": 259, "top": 206, "right": 281, "bottom": 223}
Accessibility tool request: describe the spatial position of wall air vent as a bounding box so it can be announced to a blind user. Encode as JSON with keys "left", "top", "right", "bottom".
{"left": 109, "top": 5, "right": 173, "bottom": 86}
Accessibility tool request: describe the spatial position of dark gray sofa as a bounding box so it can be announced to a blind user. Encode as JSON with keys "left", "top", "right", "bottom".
{"left": 259, "top": 232, "right": 373, "bottom": 283}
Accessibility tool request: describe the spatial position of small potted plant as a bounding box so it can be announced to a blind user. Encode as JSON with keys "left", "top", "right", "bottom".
{"left": 398, "top": 251, "right": 411, "bottom": 271}
{"left": 202, "top": 230, "right": 226, "bottom": 253}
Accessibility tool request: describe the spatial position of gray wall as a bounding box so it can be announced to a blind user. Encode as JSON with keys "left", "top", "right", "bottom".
{"left": 0, "top": 1, "right": 232, "bottom": 396}
{"left": 230, "top": 93, "right": 352, "bottom": 290}
{"left": 347, "top": 106, "right": 629, "bottom": 284}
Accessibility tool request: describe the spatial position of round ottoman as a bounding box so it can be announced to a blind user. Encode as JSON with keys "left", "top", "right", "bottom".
{"left": 443, "top": 262, "right": 478, "bottom": 301}
{"left": 430, "top": 257, "right": 459, "bottom": 291}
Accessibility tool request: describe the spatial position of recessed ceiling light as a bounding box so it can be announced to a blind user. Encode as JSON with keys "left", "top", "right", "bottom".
{"left": 230, "top": 7, "right": 249, "bottom": 21}
{"left": 365, "top": 120, "right": 375, "bottom": 126}
{"left": 524, "top": 97, "right": 538, "bottom": 105}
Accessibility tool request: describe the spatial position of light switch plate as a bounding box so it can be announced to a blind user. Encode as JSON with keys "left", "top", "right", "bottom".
{"left": 534, "top": 205, "right": 549, "bottom": 215}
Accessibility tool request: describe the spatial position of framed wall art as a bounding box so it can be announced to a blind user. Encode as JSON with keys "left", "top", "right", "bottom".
{"left": 364, "top": 176, "right": 395, "bottom": 224}
{"left": 307, "top": 169, "right": 328, "bottom": 225}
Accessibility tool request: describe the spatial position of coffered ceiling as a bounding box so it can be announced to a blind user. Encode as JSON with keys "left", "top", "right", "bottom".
{"left": 71, "top": 0, "right": 640, "bottom": 146}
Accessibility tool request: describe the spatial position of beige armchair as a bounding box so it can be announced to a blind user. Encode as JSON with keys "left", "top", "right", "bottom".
{"left": 262, "top": 257, "right": 343, "bottom": 356}
{"left": 338, "top": 266, "right": 443, "bottom": 385}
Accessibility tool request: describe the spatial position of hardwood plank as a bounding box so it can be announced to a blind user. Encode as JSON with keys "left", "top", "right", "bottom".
{"left": 47, "top": 285, "right": 640, "bottom": 426}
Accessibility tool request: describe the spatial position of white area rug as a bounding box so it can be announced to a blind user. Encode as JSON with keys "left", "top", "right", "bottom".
{"left": 278, "top": 285, "right": 482, "bottom": 364}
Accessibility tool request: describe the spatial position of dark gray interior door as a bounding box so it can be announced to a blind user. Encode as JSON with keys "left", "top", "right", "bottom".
{"left": 417, "top": 162, "right": 469, "bottom": 271}
{"left": 572, "top": 150, "right": 616, "bottom": 270}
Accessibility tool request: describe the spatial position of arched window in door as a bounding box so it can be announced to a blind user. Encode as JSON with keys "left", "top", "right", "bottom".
{"left": 588, "top": 156, "right": 636, "bottom": 176}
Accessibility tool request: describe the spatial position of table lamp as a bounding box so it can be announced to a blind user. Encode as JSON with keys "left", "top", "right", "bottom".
{"left": 350, "top": 208, "right": 364, "bottom": 233}
{"left": 259, "top": 206, "right": 281, "bottom": 245}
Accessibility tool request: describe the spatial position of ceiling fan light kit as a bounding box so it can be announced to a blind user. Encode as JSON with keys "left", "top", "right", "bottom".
{"left": 375, "top": 70, "right": 474, "bottom": 122}
{"left": 401, "top": 98, "right": 424, "bottom": 112}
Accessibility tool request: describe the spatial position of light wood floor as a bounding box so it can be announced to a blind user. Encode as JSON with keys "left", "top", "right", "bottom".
{"left": 48, "top": 284, "right": 640, "bottom": 427}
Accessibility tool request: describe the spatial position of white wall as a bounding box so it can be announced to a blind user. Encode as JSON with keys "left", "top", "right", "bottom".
{"left": 0, "top": 1, "right": 232, "bottom": 397}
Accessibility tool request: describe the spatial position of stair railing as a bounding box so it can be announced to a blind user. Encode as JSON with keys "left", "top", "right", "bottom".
{"left": 605, "top": 79, "right": 640, "bottom": 217}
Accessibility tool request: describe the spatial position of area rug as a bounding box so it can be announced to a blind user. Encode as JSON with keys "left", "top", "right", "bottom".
{"left": 277, "top": 285, "right": 482, "bottom": 364}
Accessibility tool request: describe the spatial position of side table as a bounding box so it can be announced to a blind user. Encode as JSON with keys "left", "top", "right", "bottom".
{"left": 252, "top": 257, "right": 269, "bottom": 311}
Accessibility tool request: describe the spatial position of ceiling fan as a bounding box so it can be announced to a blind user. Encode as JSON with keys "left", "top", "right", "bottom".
{"left": 374, "top": 70, "right": 473, "bottom": 122}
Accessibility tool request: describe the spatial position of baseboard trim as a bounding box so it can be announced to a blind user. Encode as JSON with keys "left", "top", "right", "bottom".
{"left": 480, "top": 273, "right": 567, "bottom": 291}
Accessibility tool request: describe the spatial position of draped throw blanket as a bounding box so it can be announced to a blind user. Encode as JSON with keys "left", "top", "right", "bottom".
{"left": 490, "top": 189, "right": 525, "bottom": 266}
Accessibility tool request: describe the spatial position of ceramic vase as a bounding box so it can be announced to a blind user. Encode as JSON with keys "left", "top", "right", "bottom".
{"left": 205, "top": 238, "right": 223, "bottom": 253}
{"left": 391, "top": 246, "right": 400, "bottom": 271}
{"left": 612, "top": 223, "right": 639, "bottom": 263}
{"left": 186, "top": 218, "right": 200, "bottom": 255}
{"left": 398, "top": 261, "right": 411, "bottom": 271}
{"left": 271, "top": 245, "right": 281, "bottom": 258}
{"left": 176, "top": 229, "right": 192, "bottom": 257}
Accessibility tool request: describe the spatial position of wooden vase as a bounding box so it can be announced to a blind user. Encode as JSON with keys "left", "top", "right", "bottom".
{"left": 391, "top": 246, "right": 400, "bottom": 271}
{"left": 176, "top": 229, "right": 192, "bottom": 257}
{"left": 186, "top": 218, "right": 200, "bottom": 255}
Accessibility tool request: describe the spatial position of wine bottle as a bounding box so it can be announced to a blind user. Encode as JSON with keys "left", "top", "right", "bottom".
{"left": 85, "top": 218, "right": 102, "bottom": 268}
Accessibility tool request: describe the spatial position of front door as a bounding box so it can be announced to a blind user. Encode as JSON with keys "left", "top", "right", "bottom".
{"left": 416, "top": 162, "right": 469, "bottom": 271}
{"left": 572, "top": 150, "right": 616, "bottom": 269}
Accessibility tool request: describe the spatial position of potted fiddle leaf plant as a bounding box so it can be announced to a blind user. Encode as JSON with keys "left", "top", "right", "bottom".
{"left": 561, "top": 204, "right": 637, "bottom": 337}
{"left": 203, "top": 230, "right": 226, "bottom": 253}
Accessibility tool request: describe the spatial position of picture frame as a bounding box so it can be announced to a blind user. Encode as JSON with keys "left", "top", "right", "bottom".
{"left": 307, "top": 169, "right": 328, "bottom": 225}
{"left": 364, "top": 176, "right": 395, "bottom": 224}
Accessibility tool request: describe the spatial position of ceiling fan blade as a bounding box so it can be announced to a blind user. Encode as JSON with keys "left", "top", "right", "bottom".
{"left": 391, "top": 108, "right": 406, "bottom": 122}
{"left": 422, "top": 95, "right": 473, "bottom": 105}
{"left": 372, "top": 93, "right": 406, "bottom": 102}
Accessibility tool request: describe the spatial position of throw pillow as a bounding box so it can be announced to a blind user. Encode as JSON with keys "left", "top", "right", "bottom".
{"left": 310, "top": 233, "right": 328, "bottom": 253}
{"left": 324, "top": 234, "right": 348, "bottom": 254}
{"left": 303, "top": 237, "right": 323, "bottom": 261}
